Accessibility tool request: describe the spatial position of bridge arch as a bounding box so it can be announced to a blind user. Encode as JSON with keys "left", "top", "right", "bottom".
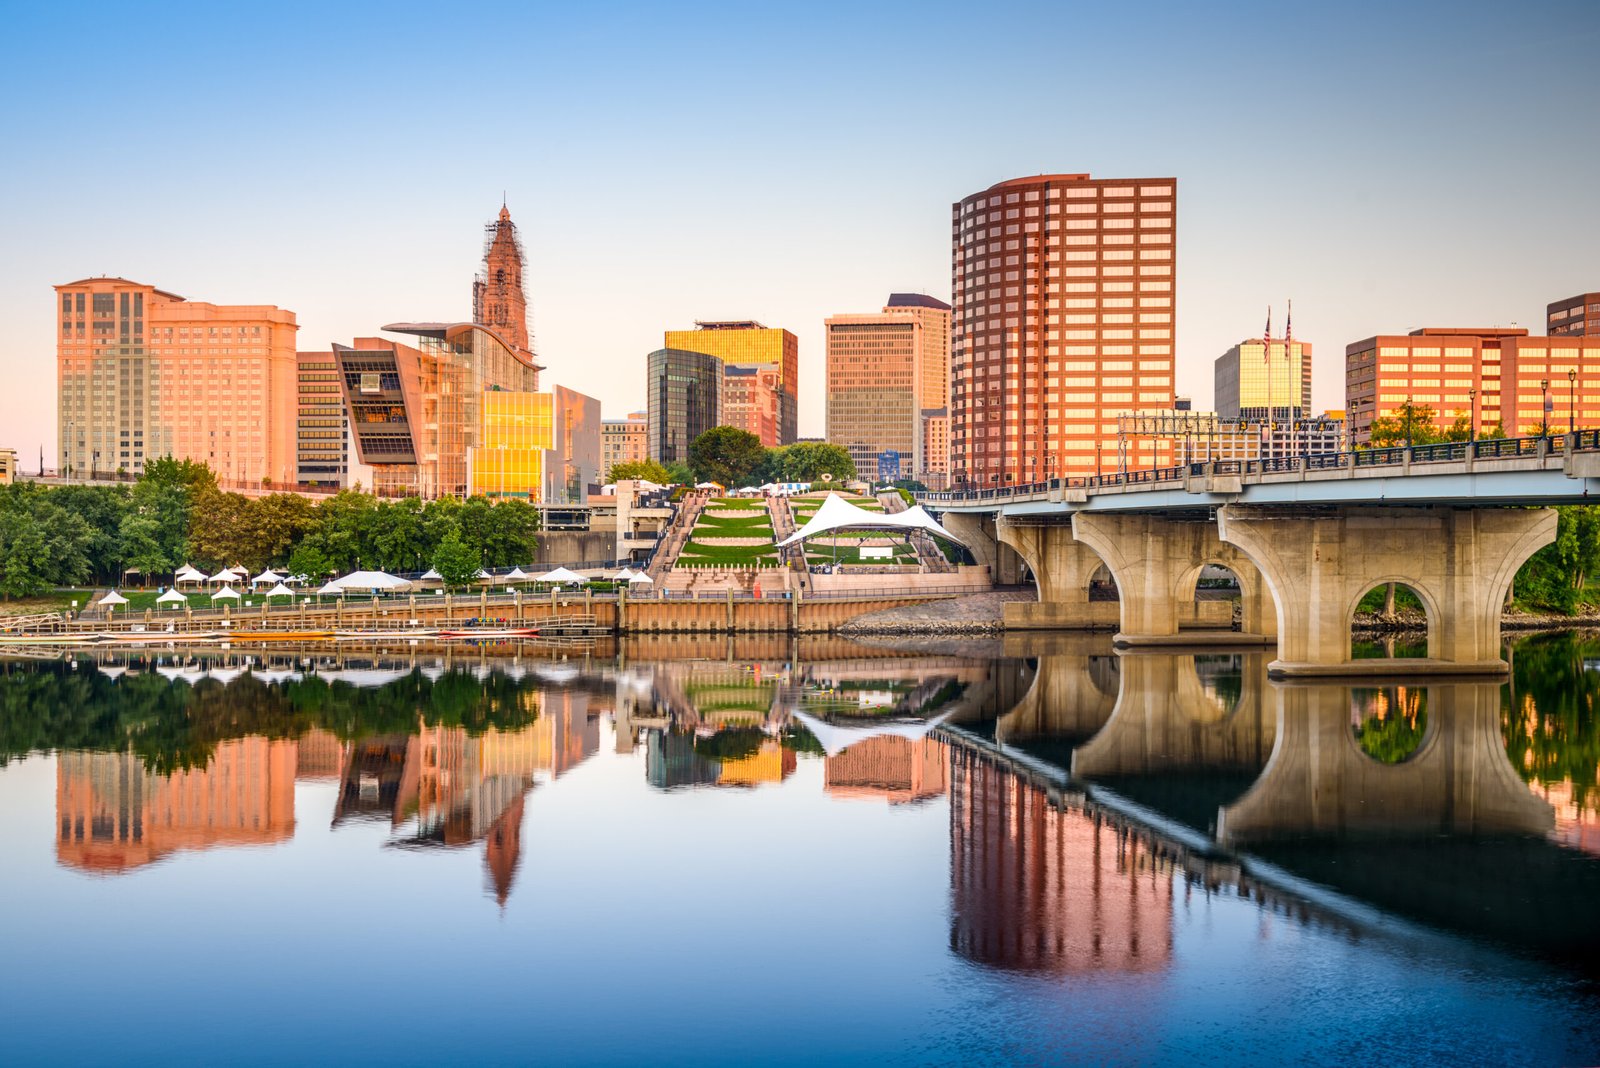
{"left": 1347, "top": 577, "right": 1438, "bottom": 660}
{"left": 1174, "top": 556, "right": 1277, "bottom": 641}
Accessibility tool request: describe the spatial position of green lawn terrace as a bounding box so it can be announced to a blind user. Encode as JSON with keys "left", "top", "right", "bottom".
{"left": 676, "top": 496, "right": 780, "bottom": 569}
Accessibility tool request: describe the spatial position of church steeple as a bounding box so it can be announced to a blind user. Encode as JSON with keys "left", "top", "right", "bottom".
{"left": 473, "top": 201, "right": 535, "bottom": 384}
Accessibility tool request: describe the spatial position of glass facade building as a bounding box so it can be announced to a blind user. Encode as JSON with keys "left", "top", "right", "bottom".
{"left": 663, "top": 321, "right": 798, "bottom": 443}
{"left": 1214, "top": 340, "right": 1312, "bottom": 420}
{"left": 646, "top": 348, "right": 722, "bottom": 464}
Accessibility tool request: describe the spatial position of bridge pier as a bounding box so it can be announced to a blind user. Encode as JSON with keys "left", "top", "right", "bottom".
{"left": 1217, "top": 680, "right": 1553, "bottom": 844}
{"left": 940, "top": 512, "right": 1025, "bottom": 585}
{"left": 995, "top": 520, "right": 1119, "bottom": 629}
{"left": 1069, "top": 513, "right": 1276, "bottom": 646}
{"left": 1218, "top": 505, "right": 1555, "bottom": 676}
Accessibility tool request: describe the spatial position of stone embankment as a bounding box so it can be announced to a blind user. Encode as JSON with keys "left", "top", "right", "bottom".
{"left": 837, "top": 591, "right": 1035, "bottom": 636}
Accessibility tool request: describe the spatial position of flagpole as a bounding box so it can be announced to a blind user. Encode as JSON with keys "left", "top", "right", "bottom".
{"left": 1264, "top": 306, "right": 1273, "bottom": 463}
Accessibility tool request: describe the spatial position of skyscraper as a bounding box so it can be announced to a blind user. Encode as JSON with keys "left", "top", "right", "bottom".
{"left": 825, "top": 294, "right": 952, "bottom": 483}
{"left": 472, "top": 203, "right": 542, "bottom": 388}
{"left": 663, "top": 321, "right": 798, "bottom": 444}
{"left": 1214, "top": 339, "right": 1313, "bottom": 419}
{"left": 55, "top": 277, "right": 300, "bottom": 485}
{"left": 950, "top": 174, "right": 1176, "bottom": 485}
{"left": 1549, "top": 292, "right": 1600, "bottom": 337}
{"left": 602, "top": 411, "right": 648, "bottom": 476}
{"left": 646, "top": 348, "right": 722, "bottom": 463}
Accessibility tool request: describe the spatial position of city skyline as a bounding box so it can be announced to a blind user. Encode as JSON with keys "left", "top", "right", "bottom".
{"left": 2, "top": 2, "right": 1596, "bottom": 467}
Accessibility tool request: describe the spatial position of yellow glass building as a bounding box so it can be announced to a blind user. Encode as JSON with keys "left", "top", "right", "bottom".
{"left": 468, "top": 391, "right": 552, "bottom": 499}
{"left": 663, "top": 320, "right": 798, "bottom": 443}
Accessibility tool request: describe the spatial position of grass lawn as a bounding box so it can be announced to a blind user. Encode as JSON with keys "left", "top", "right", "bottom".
{"left": 0, "top": 590, "right": 91, "bottom": 616}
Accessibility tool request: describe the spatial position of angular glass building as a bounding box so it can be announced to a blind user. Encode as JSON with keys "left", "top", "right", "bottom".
{"left": 646, "top": 348, "right": 722, "bottom": 464}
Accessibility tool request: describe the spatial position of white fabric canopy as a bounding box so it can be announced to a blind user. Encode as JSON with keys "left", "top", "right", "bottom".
{"left": 611, "top": 567, "right": 636, "bottom": 581}
{"left": 209, "top": 569, "right": 238, "bottom": 584}
{"left": 226, "top": 566, "right": 249, "bottom": 577}
{"left": 537, "top": 566, "right": 586, "bottom": 584}
{"left": 627, "top": 572, "right": 654, "bottom": 584}
{"left": 317, "top": 581, "right": 346, "bottom": 596}
{"left": 504, "top": 567, "right": 530, "bottom": 581}
{"left": 420, "top": 568, "right": 442, "bottom": 580}
{"left": 174, "top": 565, "right": 206, "bottom": 583}
{"left": 789, "top": 709, "right": 955, "bottom": 759}
{"left": 211, "top": 586, "right": 241, "bottom": 601}
{"left": 263, "top": 582, "right": 296, "bottom": 599}
{"left": 776, "top": 492, "right": 966, "bottom": 548}
{"left": 331, "top": 570, "right": 411, "bottom": 592}
{"left": 156, "top": 588, "right": 187, "bottom": 605}
{"left": 695, "top": 482, "right": 722, "bottom": 490}
{"left": 250, "top": 569, "right": 281, "bottom": 587}
{"left": 98, "top": 591, "right": 128, "bottom": 606}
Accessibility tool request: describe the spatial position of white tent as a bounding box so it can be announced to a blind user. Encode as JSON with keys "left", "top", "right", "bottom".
{"left": 626, "top": 572, "right": 655, "bottom": 585}
{"left": 263, "top": 582, "right": 296, "bottom": 599}
{"left": 789, "top": 709, "right": 954, "bottom": 759}
{"left": 776, "top": 492, "right": 967, "bottom": 548}
{"left": 174, "top": 565, "right": 206, "bottom": 585}
{"left": 207, "top": 666, "right": 245, "bottom": 685}
{"left": 611, "top": 567, "right": 636, "bottom": 581}
{"left": 209, "top": 568, "right": 239, "bottom": 584}
{"left": 694, "top": 481, "right": 723, "bottom": 490}
{"left": 98, "top": 590, "right": 129, "bottom": 606}
{"left": 226, "top": 566, "right": 249, "bottom": 577}
{"left": 474, "top": 568, "right": 491, "bottom": 579}
{"left": 420, "top": 568, "right": 442, "bottom": 580}
{"left": 249, "top": 569, "right": 282, "bottom": 588}
{"left": 331, "top": 570, "right": 412, "bottom": 593}
{"left": 537, "top": 566, "right": 586, "bottom": 585}
{"left": 156, "top": 588, "right": 187, "bottom": 608}
{"left": 317, "top": 581, "right": 346, "bottom": 597}
{"left": 211, "top": 586, "right": 241, "bottom": 601}
{"left": 504, "top": 566, "right": 531, "bottom": 582}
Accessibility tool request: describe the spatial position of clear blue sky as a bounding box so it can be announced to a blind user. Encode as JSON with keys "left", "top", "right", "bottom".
{"left": 2, "top": 0, "right": 1595, "bottom": 462}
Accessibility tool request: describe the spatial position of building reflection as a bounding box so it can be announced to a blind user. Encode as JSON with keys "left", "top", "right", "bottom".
{"left": 825, "top": 737, "right": 948, "bottom": 804}
{"left": 949, "top": 747, "right": 1173, "bottom": 974}
{"left": 56, "top": 738, "right": 297, "bottom": 874}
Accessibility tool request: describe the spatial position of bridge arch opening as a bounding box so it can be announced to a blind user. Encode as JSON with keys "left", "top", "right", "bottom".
{"left": 1088, "top": 562, "right": 1118, "bottom": 603}
{"left": 1349, "top": 685, "right": 1430, "bottom": 764}
{"left": 1191, "top": 654, "right": 1245, "bottom": 721}
{"left": 1350, "top": 580, "right": 1434, "bottom": 660}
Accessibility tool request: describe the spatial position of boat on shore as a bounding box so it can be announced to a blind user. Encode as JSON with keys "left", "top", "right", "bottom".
{"left": 438, "top": 628, "right": 540, "bottom": 640}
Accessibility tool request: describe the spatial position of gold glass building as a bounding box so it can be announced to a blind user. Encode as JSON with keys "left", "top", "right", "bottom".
{"left": 663, "top": 321, "right": 798, "bottom": 443}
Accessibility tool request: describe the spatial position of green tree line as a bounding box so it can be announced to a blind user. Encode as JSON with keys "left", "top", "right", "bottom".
{"left": 0, "top": 458, "right": 539, "bottom": 598}
{"left": 607, "top": 428, "right": 857, "bottom": 489}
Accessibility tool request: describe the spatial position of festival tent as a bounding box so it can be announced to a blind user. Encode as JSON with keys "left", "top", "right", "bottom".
{"left": 474, "top": 568, "right": 492, "bottom": 580}
{"left": 611, "top": 567, "right": 637, "bottom": 581}
{"left": 211, "top": 586, "right": 241, "bottom": 601}
{"left": 694, "top": 482, "right": 723, "bottom": 491}
{"left": 263, "top": 582, "right": 296, "bottom": 600}
{"left": 207, "top": 666, "right": 245, "bottom": 685}
{"left": 174, "top": 565, "right": 206, "bottom": 586}
{"left": 626, "top": 572, "right": 654, "bottom": 585}
{"left": 156, "top": 588, "right": 187, "bottom": 609}
{"left": 209, "top": 568, "right": 239, "bottom": 584}
{"left": 316, "top": 581, "right": 346, "bottom": 598}
{"left": 776, "top": 492, "right": 967, "bottom": 548}
{"left": 504, "top": 567, "right": 531, "bottom": 583}
{"left": 537, "top": 566, "right": 586, "bottom": 585}
{"left": 98, "top": 591, "right": 129, "bottom": 606}
{"left": 330, "top": 570, "right": 412, "bottom": 593}
{"left": 420, "top": 568, "right": 442, "bottom": 580}
{"left": 789, "top": 708, "right": 955, "bottom": 759}
{"left": 249, "top": 569, "right": 282, "bottom": 588}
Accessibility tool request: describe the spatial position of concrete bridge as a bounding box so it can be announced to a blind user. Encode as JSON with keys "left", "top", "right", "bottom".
{"left": 921, "top": 433, "right": 1600, "bottom": 676}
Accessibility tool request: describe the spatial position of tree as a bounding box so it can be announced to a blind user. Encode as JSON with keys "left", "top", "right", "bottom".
{"left": 663, "top": 461, "right": 695, "bottom": 486}
{"left": 286, "top": 544, "right": 333, "bottom": 582}
{"left": 117, "top": 512, "right": 170, "bottom": 584}
{"left": 1368, "top": 403, "right": 1445, "bottom": 447}
{"left": 607, "top": 459, "right": 671, "bottom": 484}
{"left": 688, "top": 426, "right": 767, "bottom": 487}
{"left": 431, "top": 530, "right": 481, "bottom": 590}
{"left": 760, "top": 442, "right": 856, "bottom": 484}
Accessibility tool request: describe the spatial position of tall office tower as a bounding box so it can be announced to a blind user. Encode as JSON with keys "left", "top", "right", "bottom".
{"left": 472, "top": 203, "right": 542, "bottom": 389}
{"left": 1344, "top": 327, "right": 1525, "bottom": 443}
{"left": 55, "top": 277, "right": 299, "bottom": 485}
{"left": 296, "top": 351, "right": 348, "bottom": 486}
{"left": 1548, "top": 292, "right": 1600, "bottom": 337}
{"left": 1214, "top": 339, "right": 1313, "bottom": 419}
{"left": 663, "top": 321, "right": 798, "bottom": 443}
{"left": 825, "top": 294, "right": 952, "bottom": 483}
{"left": 602, "top": 411, "right": 648, "bottom": 476}
{"left": 645, "top": 348, "right": 722, "bottom": 464}
{"left": 950, "top": 174, "right": 1176, "bottom": 485}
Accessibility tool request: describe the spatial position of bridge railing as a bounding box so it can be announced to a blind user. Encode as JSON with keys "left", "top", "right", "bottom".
{"left": 918, "top": 431, "right": 1591, "bottom": 505}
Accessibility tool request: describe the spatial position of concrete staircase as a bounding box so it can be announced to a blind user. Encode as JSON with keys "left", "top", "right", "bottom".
{"left": 767, "top": 495, "right": 812, "bottom": 594}
{"left": 646, "top": 492, "right": 709, "bottom": 582}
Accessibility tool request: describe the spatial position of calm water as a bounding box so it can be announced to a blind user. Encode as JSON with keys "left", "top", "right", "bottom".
{"left": 1, "top": 632, "right": 1598, "bottom": 1066}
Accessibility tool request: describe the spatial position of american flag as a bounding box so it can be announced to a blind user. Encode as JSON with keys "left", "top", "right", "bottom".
{"left": 1285, "top": 300, "right": 1292, "bottom": 351}
{"left": 1263, "top": 307, "right": 1272, "bottom": 363}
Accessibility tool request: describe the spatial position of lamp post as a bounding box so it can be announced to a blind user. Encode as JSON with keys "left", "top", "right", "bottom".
{"left": 1569, "top": 367, "right": 1577, "bottom": 435}
{"left": 1467, "top": 388, "right": 1477, "bottom": 443}
{"left": 1404, "top": 396, "right": 1413, "bottom": 449}
{"left": 1541, "top": 378, "right": 1551, "bottom": 439}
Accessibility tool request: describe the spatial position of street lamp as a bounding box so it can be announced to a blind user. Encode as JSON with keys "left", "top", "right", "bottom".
{"left": 1541, "top": 378, "right": 1551, "bottom": 439}
{"left": 1467, "top": 388, "right": 1477, "bottom": 444}
{"left": 1404, "top": 396, "right": 1413, "bottom": 449}
{"left": 1569, "top": 367, "right": 1577, "bottom": 435}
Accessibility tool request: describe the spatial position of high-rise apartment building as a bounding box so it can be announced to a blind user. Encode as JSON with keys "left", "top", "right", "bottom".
{"left": 646, "top": 348, "right": 722, "bottom": 464}
{"left": 55, "top": 277, "right": 299, "bottom": 484}
{"left": 472, "top": 204, "right": 542, "bottom": 388}
{"left": 1549, "top": 292, "right": 1600, "bottom": 337}
{"left": 295, "top": 350, "right": 348, "bottom": 486}
{"left": 663, "top": 321, "right": 798, "bottom": 443}
{"left": 1345, "top": 326, "right": 1600, "bottom": 442}
{"left": 825, "top": 294, "right": 952, "bottom": 484}
{"left": 721, "top": 363, "right": 782, "bottom": 446}
{"left": 602, "top": 411, "right": 648, "bottom": 476}
{"left": 950, "top": 174, "right": 1176, "bottom": 485}
{"left": 1215, "top": 339, "right": 1312, "bottom": 419}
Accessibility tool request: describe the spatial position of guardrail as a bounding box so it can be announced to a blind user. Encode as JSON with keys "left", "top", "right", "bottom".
{"left": 918, "top": 431, "right": 1584, "bottom": 505}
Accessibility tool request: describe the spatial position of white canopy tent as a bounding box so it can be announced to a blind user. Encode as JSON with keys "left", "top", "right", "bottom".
{"left": 504, "top": 567, "right": 531, "bottom": 583}
{"left": 263, "top": 582, "right": 296, "bottom": 600}
{"left": 789, "top": 708, "right": 955, "bottom": 759}
{"left": 249, "top": 569, "right": 282, "bottom": 588}
{"left": 331, "top": 570, "right": 412, "bottom": 593}
{"left": 537, "top": 566, "right": 586, "bottom": 585}
{"left": 174, "top": 565, "right": 206, "bottom": 586}
{"left": 420, "top": 568, "right": 442, "bottom": 581}
{"left": 316, "top": 581, "right": 346, "bottom": 597}
{"left": 156, "top": 588, "right": 188, "bottom": 608}
{"left": 208, "top": 568, "right": 239, "bottom": 584}
{"left": 98, "top": 591, "right": 129, "bottom": 607}
{"left": 611, "top": 567, "right": 636, "bottom": 582}
{"left": 626, "top": 572, "right": 654, "bottom": 585}
{"left": 776, "top": 492, "right": 967, "bottom": 548}
{"left": 211, "top": 586, "right": 241, "bottom": 602}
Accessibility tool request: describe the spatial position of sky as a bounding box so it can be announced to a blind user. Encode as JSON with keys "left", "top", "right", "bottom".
{"left": 1, "top": 0, "right": 1596, "bottom": 465}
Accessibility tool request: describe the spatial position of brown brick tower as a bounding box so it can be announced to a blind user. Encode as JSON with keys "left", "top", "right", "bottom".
{"left": 473, "top": 202, "right": 539, "bottom": 386}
